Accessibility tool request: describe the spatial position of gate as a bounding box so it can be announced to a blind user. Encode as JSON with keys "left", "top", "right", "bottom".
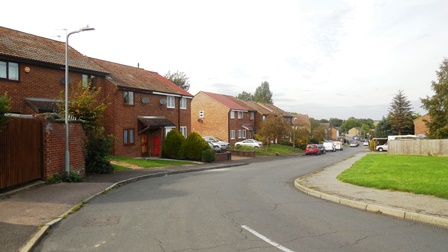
{"left": 0, "top": 117, "right": 43, "bottom": 190}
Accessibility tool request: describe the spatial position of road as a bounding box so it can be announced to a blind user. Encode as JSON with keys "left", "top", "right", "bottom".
{"left": 36, "top": 147, "right": 448, "bottom": 251}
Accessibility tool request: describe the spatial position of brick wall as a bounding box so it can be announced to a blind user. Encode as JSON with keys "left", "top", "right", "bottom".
{"left": 42, "top": 118, "right": 85, "bottom": 180}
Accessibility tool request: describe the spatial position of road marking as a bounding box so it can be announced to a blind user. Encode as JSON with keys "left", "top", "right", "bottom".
{"left": 241, "top": 225, "right": 295, "bottom": 252}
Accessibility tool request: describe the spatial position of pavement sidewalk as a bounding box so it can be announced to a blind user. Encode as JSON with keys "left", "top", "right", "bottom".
{"left": 295, "top": 152, "right": 448, "bottom": 228}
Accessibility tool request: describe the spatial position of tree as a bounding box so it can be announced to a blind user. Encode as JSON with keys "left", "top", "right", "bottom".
{"left": 0, "top": 92, "right": 11, "bottom": 132}
{"left": 360, "top": 124, "right": 370, "bottom": 139}
{"left": 421, "top": 58, "right": 448, "bottom": 138}
{"left": 388, "top": 90, "right": 414, "bottom": 135}
{"left": 236, "top": 91, "right": 254, "bottom": 101}
{"left": 329, "top": 118, "right": 343, "bottom": 128}
{"left": 253, "top": 81, "right": 273, "bottom": 104}
{"left": 374, "top": 116, "right": 395, "bottom": 138}
{"left": 164, "top": 70, "right": 190, "bottom": 91}
{"left": 309, "top": 117, "right": 321, "bottom": 131}
{"left": 258, "top": 112, "right": 290, "bottom": 149}
{"left": 339, "top": 117, "right": 361, "bottom": 134}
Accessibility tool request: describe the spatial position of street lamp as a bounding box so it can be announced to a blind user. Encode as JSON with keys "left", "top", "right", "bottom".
{"left": 65, "top": 25, "right": 94, "bottom": 175}
{"left": 293, "top": 118, "right": 297, "bottom": 152}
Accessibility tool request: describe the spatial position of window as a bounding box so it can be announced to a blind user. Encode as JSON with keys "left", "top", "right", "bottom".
{"left": 238, "top": 130, "right": 242, "bottom": 139}
{"left": 180, "top": 126, "right": 187, "bottom": 138}
{"left": 123, "top": 129, "right": 134, "bottom": 145}
{"left": 238, "top": 111, "right": 243, "bottom": 119}
{"left": 230, "top": 130, "right": 235, "bottom": 139}
{"left": 123, "top": 91, "right": 134, "bottom": 105}
{"left": 167, "top": 96, "right": 175, "bottom": 108}
{"left": 250, "top": 112, "right": 254, "bottom": 120}
{"left": 165, "top": 126, "right": 175, "bottom": 136}
{"left": 242, "top": 130, "right": 246, "bottom": 139}
{"left": 0, "top": 61, "right": 19, "bottom": 81}
{"left": 230, "top": 111, "right": 235, "bottom": 119}
{"left": 262, "top": 115, "right": 266, "bottom": 121}
{"left": 180, "top": 97, "right": 187, "bottom": 109}
{"left": 82, "top": 75, "right": 89, "bottom": 87}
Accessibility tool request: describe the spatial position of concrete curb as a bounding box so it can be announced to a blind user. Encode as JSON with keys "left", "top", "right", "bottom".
{"left": 294, "top": 179, "right": 448, "bottom": 228}
{"left": 19, "top": 162, "right": 248, "bottom": 252}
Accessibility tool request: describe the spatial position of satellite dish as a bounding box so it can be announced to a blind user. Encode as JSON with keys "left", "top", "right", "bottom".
{"left": 141, "top": 97, "right": 150, "bottom": 104}
{"left": 160, "top": 98, "right": 166, "bottom": 105}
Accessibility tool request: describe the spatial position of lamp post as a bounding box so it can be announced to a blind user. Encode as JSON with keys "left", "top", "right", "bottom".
{"left": 65, "top": 26, "right": 94, "bottom": 175}
{"left": 293, "top": 118, "right": 297, "bottom": 152}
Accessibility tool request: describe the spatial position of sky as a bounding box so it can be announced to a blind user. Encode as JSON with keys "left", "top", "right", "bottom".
{"left": 2, "top": 0, "right": 447, "bottom": 120}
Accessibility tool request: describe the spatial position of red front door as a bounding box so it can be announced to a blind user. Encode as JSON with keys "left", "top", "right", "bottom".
{"left": 152, "top": 136, "right": 161, "bottom": 156}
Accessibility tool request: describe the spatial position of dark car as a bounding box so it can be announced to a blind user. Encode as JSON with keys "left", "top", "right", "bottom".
{"left": 317, "top": 144, "right": 327, "bottom": 154}
{"left": 305, "top": 144, "right": 321, "bottom": 155}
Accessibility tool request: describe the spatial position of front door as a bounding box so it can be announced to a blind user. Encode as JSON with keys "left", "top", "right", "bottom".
{"left": 152, "top": 136, "right": 161, "bottom": 156}
{"left": 141, "top": 134, "right": 148, "bottom": 156}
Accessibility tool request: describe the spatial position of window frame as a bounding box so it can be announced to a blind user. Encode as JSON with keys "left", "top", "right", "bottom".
{"left": 230, "top": 111, "right": 235, "bottom": 119}
{"left": 180, "top": 97, "right": 187, "bottom": 109}
{"left": 250, "top": 111, "right": 254, "bottom": 120}
{"left": 238, "top": 129, "right": 242, "bottom": 139}
{"left": 180, "top": 126, "right": 187, "bottom": 138}
{"left": 123, "top": 128, "right": 135, "bottom": 145}
{"left": 0, "top": 61, "right": 19, "bottom": 81}
{"left": 238, "top": 111, "right": 243, "bottom": 119}
{"left": 123, "top": 91, "right": 134, "bottom": 105}
{"left": 167, "top": 96, "right": 175, "bottom": 108}
{"left": 230, "top": 130, "right": 235, "bottom": 139}
{"left": 242, "top": 129, "right": 246, "bottom": 139}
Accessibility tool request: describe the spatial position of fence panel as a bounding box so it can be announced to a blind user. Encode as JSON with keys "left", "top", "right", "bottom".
{"left": 0, "top": 117, "right": 43, "bottom": 190}
{"left": 389, "top": 139, "right": 448, "bottom": 156}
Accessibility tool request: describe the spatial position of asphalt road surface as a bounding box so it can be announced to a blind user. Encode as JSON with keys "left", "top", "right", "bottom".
{"left": 36, "top": 147, "right": 448, "bottom": 251}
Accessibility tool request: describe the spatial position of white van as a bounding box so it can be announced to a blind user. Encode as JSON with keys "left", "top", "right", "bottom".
{"left": 323, "top": 141, "right": 336, "bottom": 152}
{"left": 334, "top": 141, "right": 343, "bottom": 151}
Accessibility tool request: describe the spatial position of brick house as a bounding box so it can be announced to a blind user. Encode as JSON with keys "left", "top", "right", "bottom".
{"left": 292, "top": 114, "right": 311, "bottom": 133}
{"left": 89, "top": 58, "right": 193, "bottom": 157}
{"left": 191, "top": 91, "right": 255, "bottom": 146}
{"left": 414, "top": 113, "right": 430, "bottom": 136}
{"left": 0, "top": 26, "right": 192, "bottom": 158}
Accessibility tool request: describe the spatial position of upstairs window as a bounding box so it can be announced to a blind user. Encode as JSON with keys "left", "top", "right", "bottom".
{"left": 0, "top": 61, "right": 19, "bottom": 81}
{"left": 180, "top": 97, "right": 187, "bottom": 109}
{"left": 250, "top": 112, "right": 254, "bottom": 120}
{"left": 238, "top": 111, "right": 243, "bottom": 119}
{"left": 230, "top": 111, "right": 235, "bottom": 119}
{"left": 124, "top": 91, "right": 134, "bottom": 105}
{"left": 82, "top": 74, "right": 96, "bottom": 88}
{"left": 167, "top": 96, "right": 175, "bottom": 108}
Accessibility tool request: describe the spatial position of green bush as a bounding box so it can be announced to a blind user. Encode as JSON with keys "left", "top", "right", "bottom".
{"left": 47, "top": 172, "right": 83, "bottom": 183}
{"left": 201, "top": 149, "right": 216, "bottom": 163}
{"left": 85, "top": 133, "right": 115, "bottom": 174}
{"left": 181, "top": 132, "right": 210, "bottom": 161}
{"left": 162, "top": 130, "right": 185, "bottom": 159}
{"left": 0, "top": 92, "right": 11, "bottom": 132}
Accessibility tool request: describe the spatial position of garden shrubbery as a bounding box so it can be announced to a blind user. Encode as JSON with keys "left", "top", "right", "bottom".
{"left": 181, "top": 132, "right": 211, "bottom": 161}
{"left": 162, "top": 130, "right": 185, "bottom": 159}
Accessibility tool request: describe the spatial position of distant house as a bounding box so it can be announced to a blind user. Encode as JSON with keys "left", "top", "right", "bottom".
{"left": 348, "top": 127, "right": 361, "bottom": 137}
{"left": 0, "top": 26, "right": 193, "bottom": 158}
{"left": 292, "top": 114, "right": 311, "bottom": 133}
{"left": 320, "top": 123, "right": 339, "bottom": 140}
{"left": 414, "top": 114, "right": 430, "bottom": 136}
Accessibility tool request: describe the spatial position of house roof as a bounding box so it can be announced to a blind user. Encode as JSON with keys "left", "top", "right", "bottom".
{"left": 237, "top": 100, "right": 270, "bottom": 114}
{"left": 25, "top": 97, "right": 60, "bottom": 113}
{"left": 293, "top": 114, "right": 311, "bottom": 127}
{"left": 90, "top": 58, "right": 192, "bottom": 96}
{"left": 257, "top": 103, "right": 293, "bottom": 117}
{"left": 200, "top": 91, "right": 249, "bottom": 110}
{"left": 0, "top": 26, "right": 107, "bottom": 74}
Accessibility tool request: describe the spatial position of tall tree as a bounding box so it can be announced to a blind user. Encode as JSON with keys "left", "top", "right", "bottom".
{"left": 236, "top": 91, "right": 254, "bottom": 101}
{"left": 374, "top": 116, "right": 395, "bottom": 138}
{"left": 164, "top": 71, "right": 190, "bottom": 91}
{"left": 388, "top": 90, "right": 414, "bottom": 135}
{"left": 329, "top": 118, "right": 343, "bottom": 128}
{"left": 421, "top": 58, "right": 448, "bottom": 139}
{"left": 258, "top": 112, "right": 290, "bottom": 149}
{"left": 253, "top": 81, "right": 273, "bottom": 104}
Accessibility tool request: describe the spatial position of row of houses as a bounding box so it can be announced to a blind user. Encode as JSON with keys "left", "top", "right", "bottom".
{"left": 1, "top": 26, "right": 317, "bottom": 159}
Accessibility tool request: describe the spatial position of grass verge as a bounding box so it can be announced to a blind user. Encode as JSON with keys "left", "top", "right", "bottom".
{"left": 108, "top": 156, "right": 195, "bottom": 168}
{"left": 337, "top": 154, "right": 448, "bottom": 199}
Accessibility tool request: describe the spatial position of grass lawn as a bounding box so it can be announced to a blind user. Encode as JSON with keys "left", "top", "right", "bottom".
{"left": 108, "top": 156, "right": 195, "bottom": 169}
{"left": 337, "top": 154, "right": 448, "bottom": 199}
{"left": 238, "top": 144, "right": 303, "bottom": 156}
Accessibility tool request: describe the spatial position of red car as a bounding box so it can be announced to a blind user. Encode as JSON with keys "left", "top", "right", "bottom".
{"left": 305, "top": 144, "right": 321, "bottom": 155}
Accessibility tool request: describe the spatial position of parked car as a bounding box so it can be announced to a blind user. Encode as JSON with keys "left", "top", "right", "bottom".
{"left": 234, "top": 139, "right": 263, "bottom": 148}
{"left": 323, "top": 141, "right": 336, "bottom": 152}
{"left": 376, "top": 143, "right": 388, "bottom": 152}
{"left": 334, "top": 140, "right": 343, "bottom": 151}
{"left": 202, "top": 136, "right": 230, "bottom": 150}
{"left": 317, "top": 144, "right": 327, "bottom": 154}
{"left": 363, "top": 141, "right": 369, "bottom": 146}
{"left": 349, "top": 141, "right": 359, "bottom": 147}
{"left": 305, "top": 144, "right": 321, "bottom": 155}
{"left": 207, "top": 142, "right": 221, "bottom": 152}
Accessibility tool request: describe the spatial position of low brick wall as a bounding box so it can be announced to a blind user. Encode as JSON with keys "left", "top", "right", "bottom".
{"left": 215, "top": 152, "right": 231, "bottom": 161}
{"left": 228, "top": 149, "right": 256, "bottom": 158}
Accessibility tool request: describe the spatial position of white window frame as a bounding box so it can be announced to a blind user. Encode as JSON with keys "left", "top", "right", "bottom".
{"left": 242, "top": 130, "right": 246, "bottom": 139}
{"left": 250, "top": 112, "right": 254, "bottom": 120}
{"left": 238, "top": 130, "right": 242, "bottom": 139}
{"left": 180, "top": 97, "right": 187, "bottom": 109}
{"left": 238, "top": 111, "right": 243, "bottom": 119}
{"left": 0, "top": 61, "right": 19, "bottom": 81}
{"left": 230, "top": 130, "right": 235, "bottom": 139}
{"left": 230, "top": 111, "right": 235, "bottom": 119}
{"left": 167, "top": 96, "right": 175, "bottom": 108}
{"left": 180, "top": 126, "right": 187, "bottom": 138}
{"left": 165, "top": 126, "right": 176, "bottom": 136}
{"left": 124, "top": 91, "right": 134, "bottom": 105}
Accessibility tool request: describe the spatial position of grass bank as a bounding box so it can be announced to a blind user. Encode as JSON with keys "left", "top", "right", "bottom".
{"left": 337, "top": 154, "right": 448, "bottom": 199}
{"left": 108, "top": 156, "right": 195, "bottom": 171}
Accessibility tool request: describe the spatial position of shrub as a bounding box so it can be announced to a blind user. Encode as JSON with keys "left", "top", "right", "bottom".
{"left": 47, "top": 172, "right": 83, "bottom": 183}
{"left": 85, "top": 133, "right": 115, "bottom": 174}
{"left": 162, "top": 130, "right": 185, "bottom": 159}
{"left": 201, "top": 149, "right": 216, "bottom": 163}
{"left": 181, "top": 132, "right": 210, "bottom": 161}
{"left": 0, "top": 92, "right": 11, "bottom": 132}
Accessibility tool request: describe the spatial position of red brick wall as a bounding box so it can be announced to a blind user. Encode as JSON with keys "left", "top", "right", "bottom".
{"left": 42, "top": 119, "right": 85, "bottom": 180}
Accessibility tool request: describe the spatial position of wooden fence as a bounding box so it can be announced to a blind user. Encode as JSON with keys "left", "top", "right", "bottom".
{"left": 388, "top": 139, "right": 448, "bottom": 156}
{"left": 0, "top": 117, "right": 43, "bottom": 190}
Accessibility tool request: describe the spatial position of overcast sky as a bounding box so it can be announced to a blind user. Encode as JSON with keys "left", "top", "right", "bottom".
{"left": 2, "top": 0, "right": 447, "bottom": 120}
